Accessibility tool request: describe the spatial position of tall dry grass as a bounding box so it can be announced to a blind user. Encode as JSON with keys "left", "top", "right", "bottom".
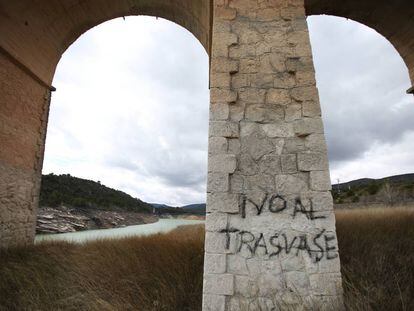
{"left": 336, "top": 207, "right": 414, "bottom": 310}
{"left": 0, "top": 208, "right": 413, "bottom": 310}
{"left": 0, "top": 226, "right": 204, "bottom": 311}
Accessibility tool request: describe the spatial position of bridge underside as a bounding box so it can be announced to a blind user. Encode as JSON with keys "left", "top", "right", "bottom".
{"left": 0, "top": 0, "right": 413, "bottom": 310}
{"left": 0, "top": 1, "right": 413, "bottom": 87}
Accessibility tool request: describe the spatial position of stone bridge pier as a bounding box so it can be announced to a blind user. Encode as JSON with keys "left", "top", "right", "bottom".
{"left": 203, "top": 1, "right": 342, "bottom": 309}
{"left": 1, "top": 0, "right": 414, "bottom": 310}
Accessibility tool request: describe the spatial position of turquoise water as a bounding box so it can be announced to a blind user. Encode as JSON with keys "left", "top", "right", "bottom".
{"left": 35, "top": 219, "right": 205, "bottom": 244}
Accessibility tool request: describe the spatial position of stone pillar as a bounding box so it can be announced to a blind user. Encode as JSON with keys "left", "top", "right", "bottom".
{"left": 203, "top": 0, "right": 344, "bottom": 310}
{"left": 0, "top": 51, "right": 51, "bottom": 249}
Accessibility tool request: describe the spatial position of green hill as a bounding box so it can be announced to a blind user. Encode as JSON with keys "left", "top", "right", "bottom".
{"left": 151, "top": 203, "right": 206, "bottom": 216}
{"left": 332, "top": 173, "right": 414, "bottom": 204}
{"left": 40, "top": 173, "right": 152, "bottom": 213}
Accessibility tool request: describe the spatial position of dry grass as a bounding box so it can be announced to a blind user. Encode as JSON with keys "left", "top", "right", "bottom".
{"left": 0, "top": 226, "right": 204, "bottom": 311}
{"left": 0, "top": 208, "right": 413, "bottom": 310}
{"left": 336, "top": 207, "right": 414, "bottom": 310}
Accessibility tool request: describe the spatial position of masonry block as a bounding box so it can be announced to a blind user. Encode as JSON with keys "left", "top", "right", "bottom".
{"left": 204, "top": 0, "right": 344, "bottom": 309}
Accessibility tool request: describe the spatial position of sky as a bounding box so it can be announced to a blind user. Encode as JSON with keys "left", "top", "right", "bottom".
{"left": 42, "top": 15, "right": 414, "bottom": 206}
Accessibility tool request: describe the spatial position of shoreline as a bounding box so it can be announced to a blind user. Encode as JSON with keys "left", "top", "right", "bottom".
{"left": 35, "top": 218, "right": 205, "bottom": 244}
{"left": 36, "top": 206, "right": 159, "bottom": 234}
{"left": 36, "top": 206, "right": 205, "bottom": 235}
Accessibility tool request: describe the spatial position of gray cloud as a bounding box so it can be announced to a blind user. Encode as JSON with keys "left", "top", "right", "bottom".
{"left": 43, "top": 15, "right": 414, "bottom": 205}
{"left": 308, "top": 16, "right": 414, "bottom": 167}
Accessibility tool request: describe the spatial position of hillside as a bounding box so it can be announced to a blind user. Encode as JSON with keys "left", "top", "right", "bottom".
{"left": 332, "top": 173, "right": 414, "bottom": 205}
{"left": 182, "top": 204, "right": 206, "bottom": 214}
{"left": 40, "top": 173, "right": 152, "bottom": 213}
{"left": 334, "top": 173, "right": 414, "bottom": 191}
{"left": 152, "top": 203, "right": 206, "bottom": 216}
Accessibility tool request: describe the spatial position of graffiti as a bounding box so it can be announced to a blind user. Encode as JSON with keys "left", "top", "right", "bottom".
{"left": 219, "top": 225, "right": 338, "bottom": 263}
{"left": 217, "top": 193, "right": 337, "bottom": 262}
{"left": 240, "top": 193, "right": 326, "bottom": 220}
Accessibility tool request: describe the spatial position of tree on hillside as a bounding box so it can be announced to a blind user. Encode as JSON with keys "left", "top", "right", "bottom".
{"left": 382, "top": 179, "right": 396, "bottom": 206}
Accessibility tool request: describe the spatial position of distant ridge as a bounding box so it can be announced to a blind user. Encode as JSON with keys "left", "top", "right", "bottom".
{"left": 332, "top": 173, "right": 414, "bottom": 205}
{"left": 152, "top": 173, "right": 414, "bottom": 209}
{"left": 181, "top": 203, "right": 206, "bottom": 214}
{"left": 151, "top": 203, "right": 206, "bottom": 215}
{"left": 334, "top": 173, "right": 414, "bottom": 191}
{"left": 42, "top": 172, "right": 413, "bottom": 214}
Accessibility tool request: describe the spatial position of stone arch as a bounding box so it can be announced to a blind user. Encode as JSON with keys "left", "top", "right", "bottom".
{"left": 2, "top": 0, "right": 414, "bottom": 309}
{"left": 305, "top": 0, "right": 414, "bottom": 92}
{"left": 0, "top": 0, "right": 211, "bottom": 249}
{"left": 0, "top": 0, "right": 211, "bottom": 87}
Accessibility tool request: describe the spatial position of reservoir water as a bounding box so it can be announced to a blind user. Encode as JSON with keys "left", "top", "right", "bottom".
{"left": 35, "top": 219, "right": 205, "bottom": 244}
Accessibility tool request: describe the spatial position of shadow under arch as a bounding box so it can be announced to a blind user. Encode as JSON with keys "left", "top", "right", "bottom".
{"left": 0, "top": 0, "right": 211, "bottom": 87}
{"left": 2, "top": 1, "right": 413, "bottom": 90}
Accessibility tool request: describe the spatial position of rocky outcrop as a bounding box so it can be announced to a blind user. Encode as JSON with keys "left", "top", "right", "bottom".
{"left": 36, "top": 206, "right": 158, "bottom": 234}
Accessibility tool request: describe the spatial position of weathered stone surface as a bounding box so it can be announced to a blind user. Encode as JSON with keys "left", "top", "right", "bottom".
{"left": 301, "top": 191, "right": 334, "bottom": 212}
{"left": 310, "top": 170, "right": 332, "bottom": 191}
{"left": 202, "top": 294, "right": 226, "bottom": 311}
{"left": 285, "top": 271, "right": 310, "bottom": 295}
{"left": 211, "top": 88, "right": 238, "bottom": 103}
{"left": 294, "top": 117, "right": 324, "bottom": 136}
{"left": 239, "top": 88, "right": 266, "bottom": 103}
{"left": 281, "top": 154, "right": 297, "bottom": 173}
{"left": 0, "top": 53, "right": 48, "bottom": 249}
{"left": 235, "top": 275, "right": 259, "bottom": 297}
{"left": 291, "top": 86, "right": 319, "bottom": 102}
{"left": 206, "top": 1, "right": 343, "bottom": 306}
{"left": 207, "top": 172, "right": 229, "bottom": 193}
{"left": 296, "top": 71, "right": 316, "bottom": 86}
{"left": 229, "top": 104, "right": 245, "bottom": 121}
{"left": 238, "top": 154, "right": 259, "bottom": 175}
{"left": 283, "top": 137, "right": 306, "bottom": 153}
{"left": 207, "top": 193, "right": 240, "bottom": 213}
{"left": 259, "top": 155, "right": 281, "bottom": 174}
{"left": 210, "top": 103, "right": 230, "bottom": 120}
{"left": 203, "top": 274, "right": 234, "bottom": 295}
{"left": 275, "top": 173, "right": 308, "bottom": 194}
{"left": 244, "top": 174, "right": 275, "bottom": 192}
{"left": 208, "top": 154, "right": 237, "bottom": 173}
{"left": 305, "top": 133, "right": 328, "bottom": 152}
{"left": 228, "top": 255, "right": 249, "bottom": 275}
{"left": 212, "top": 32, "right": 239, "bottom": 57}
{"left": 204, "top": 253, "right": 227, "bottom": 274}
{"left": 212, "top": 57, "right": 239, "bottom": 74}
{"left": 302, "top": 100, "right": 321, "bottom": 117}
{"left": 285, "top": 103, "right": 302, "bottom": 121}
{"left": 297, "top": 152, "right": 329, "bottom": 171}
{"left": 209, "top": 121, "right": 239, "bottom": 138}
{"left": 211, "top": 73, "right": 232, "bottom": 88}
{"left": 245, "top": 103, "right": 284, "bottom": 122}
{"left": 205, "top": 212, "right": 228, "bottom": 231}
{"left": 228, "top": 138, "right": 241, "bottom": 154}
{"left": 274, "top": 72, "right": 297, "bottom": 89}
{"left": 205, "top": 231, "right": 227, "bottom": 254}
{"left": 241, "top": 134, "right": 276, "bottom": 160}
{"left": 208, "top": 137, "right": 228, "bottom": 155}
{"left": 262, "top": 123, "right": 294, "bottom": 138}
{"left": 309, "top": 273, "right": 343, "bottom": 296}
{"left": 266, "top": 88, "right": 291, "bottom": 105}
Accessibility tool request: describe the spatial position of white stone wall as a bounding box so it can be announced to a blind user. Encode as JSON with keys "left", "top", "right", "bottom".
{"left": 203, "top": 0, "right": 344, "bottom": 309}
